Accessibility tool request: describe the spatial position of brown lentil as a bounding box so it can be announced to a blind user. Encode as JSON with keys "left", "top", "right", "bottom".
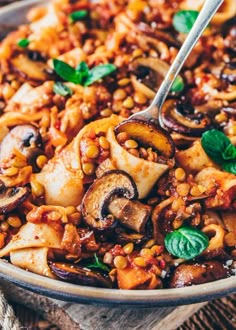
{"left": 123, "top": 96, "right": 134, "bottom": 109}
{"left": 85, "top": 145, "right": 100, "bottom": 159}
{"left": 134, "top": 92, "right": 147, "bottom": 105}
{"left": 113, "top": 89, "right": 127, "bottom": 101}
{"left": 133, "top": 256, "right": 147, "bottom": 267}
{"left": 176, "top": 183, "right": 190, "bottom": 197}
{"left": 36, "top": 155, "right": 48, "bottom": 169}
{"left": 151, "top": 245, "right": 162, "bottom": 256}
{"left": 123, "top": 242, "right": 134, "bottom": 255}
{"left": 100, "top": 108, "right": 112, "bottom": 117}
{"left": 190, "top": 185, "right": 203, "bottom": 197}
{"left": 31, "top": 180, "right": 45, "bottom": 197}
{"left": 175, "top": 168, "right": 186, "bottom": 182}
{"left": 98, "top": 136, "right": 110, "bottom": 150}
{"left": 7, "top": 215, "right": 22, "bottom": 228}
{"left": 139, "top": 147, "right": 148, "bottom": 158}
{"left": 128, "top": 148, "right": 140, "bottom": 157}
{"left": 116, "top": 132, "right": 129, "bottom": 144}
{"left": 103, "top": 252, "right": 113, "bottom": 264}
{"left": 114, "top": 255, "right": 128, "bottom": 269}
{"left": 118, "top": 78, "right": 130, "bottom": 86}
{"left": 171, "top": 198, "right": 185, "bottom": 212}
{"left": 124, "top": 139, "right": 138, "bottom": 149}
{"left": 140, "top": 248, "right": 154, "bottom": 257}
{"left": 144, "top": 239, "right": 155, "bottom": 248}
{"left": 82, "top": 162, "right": 96, "bottom": 175}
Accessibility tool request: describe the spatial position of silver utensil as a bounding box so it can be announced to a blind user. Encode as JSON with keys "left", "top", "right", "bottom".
{"left": 129, "top": 0, "right": 224, "bottom": 127}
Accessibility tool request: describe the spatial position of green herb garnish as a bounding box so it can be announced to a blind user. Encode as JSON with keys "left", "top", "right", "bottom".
{"left": 17, "top": 38, "right": 30, "bottom": 48}
{"left": 201, "top": 129, "right": 236, "bottom": 174}
{"left": 69, "top": 10, "right": 88, "bottom": 22}
{"left": 53, "top": 59, "right": 116, "bottom": 86}
{"left": 173, "top": 10, "right": 199, "bottom": 33}
{"left": 86, "top": 253, "right": 110, "bottom": 272}
{"left": 165, "top": 227, "right": 209, "bottom": 260}
{"left": 53, "top": 82, "right": 73, "bottom": 96}
{"left": 170, "top": 76, "right": 185, "bottom": 93}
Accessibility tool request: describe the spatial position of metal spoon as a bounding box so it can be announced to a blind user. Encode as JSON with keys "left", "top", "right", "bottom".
{"left": 129, "top": 0, "right": 224, "bottom": 127}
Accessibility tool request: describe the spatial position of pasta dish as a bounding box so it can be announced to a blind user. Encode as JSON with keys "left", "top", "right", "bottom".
{"left": 0, "top": 0, "right": 235, "bottom": 290}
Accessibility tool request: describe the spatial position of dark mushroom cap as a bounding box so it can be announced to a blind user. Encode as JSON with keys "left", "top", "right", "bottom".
{"left": 81, "top": 170, "right": 138, "bottom": 230}
{"left": 10, "top": 53, "right": 54, "bottom": 83}
{"left": 161, "top": 100, "right": 212, "bottom": 136}
{"left": 169, "top": 261, "right": 229, "bottom": 288}
{"left": 115, "top": 118, "right": 175, "bottom": 158}
{"left": 0, "top": 180, "right": 29, "bottom": 214}
{"left": 49, "top": 262, "right": 112, "bottom": 288}
{"left": 0, "top": 124, "right": 44, "bottom": 172}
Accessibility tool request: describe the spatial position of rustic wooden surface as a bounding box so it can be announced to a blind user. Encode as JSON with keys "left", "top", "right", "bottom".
{"left": 1, "top": 279, "right": 235, "bottom": 330}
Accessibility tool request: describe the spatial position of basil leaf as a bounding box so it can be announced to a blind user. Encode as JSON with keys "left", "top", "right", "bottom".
{"left": 170, "top": 76, "right": 184, "bottom": 93}
{"left": 17, "top": 38, "right": 30, "bottom": 48}
{"left": 165, "top": 227, "right": 209, "bottom": 260}
{"left": 173, "top": 10, "right": 199, "bottom": 33}
{"left": 222, "top": 160, "right": 236, "bottom": 174}
{"left": 201, "top": 129, "right": 231, "bottom": 164}
{"left": 222, "top": 144, "right": 236, "bottom": 160}
{"left": 53, "top": 59, "right": 81, "bottom": 84}
{"left": 76, "top": 61, "right": 90, "bottom": 84}
{"left": 84, "top": 64, "right": 116, "bottom": 86}
{"left": 69, "top": 10, "right": 88, "bottom": 22}
{"left": 86, "top": 254, "right": 110, "bottom": 272}
{"left": 53, "top": 82, "right": 73, "bottom": 96}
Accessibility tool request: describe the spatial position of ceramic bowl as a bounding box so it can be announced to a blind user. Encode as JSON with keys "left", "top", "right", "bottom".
{"left": 0, "top": 0, "right": 235, "bottom": 306}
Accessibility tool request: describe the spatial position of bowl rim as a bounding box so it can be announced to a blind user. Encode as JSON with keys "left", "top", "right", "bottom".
{"left": 0, "top": 259, "right": 235, "bottom": 306}
{"left": 0, "top": 0, "right": 235, "bottom": 307}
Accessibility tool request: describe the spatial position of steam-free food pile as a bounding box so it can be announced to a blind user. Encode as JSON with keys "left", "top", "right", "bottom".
{"left": 0, "top": 0, "right": 235, "bottom": 289}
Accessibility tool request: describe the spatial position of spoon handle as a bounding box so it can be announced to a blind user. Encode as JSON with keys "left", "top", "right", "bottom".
{"left": 144, "top": 0, "right": 224, "bottom": 123}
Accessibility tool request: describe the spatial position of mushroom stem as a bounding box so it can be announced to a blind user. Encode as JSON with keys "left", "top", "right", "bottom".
{"left": 108, "top": 197, "right": 151, "bottom": 233}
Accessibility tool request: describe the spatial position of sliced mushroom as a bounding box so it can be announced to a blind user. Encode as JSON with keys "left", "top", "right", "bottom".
{"left": 0, "top": 124, "right": 44, "bottom": 172}
{"left": 0, "top": 180, "right": 29, "bottom": 214}
{"left": 81, "top": 170, "right": 138, "bottom": 230}
{"left": 161, "top": 100, "right": 212, "bottom": 136}
{"left": 170, "top": 261, "right": 229, "bottom": 288}
{"left": 49, "top": 262, "right": 112, "bottom": 288}
{"left": 130, "top": 57, "right": 169, "bottom": 96}
{"left": 108, "top": 197, "right": 151, "bottom": 233}
{"left": 10, "top": 53, "right": 53, "bottom": 82}
{"left": 115, "top": 119, "right": 175, "bottom": 158}
{"left": 138, "top": 22, "right": 180, "bottom": 48}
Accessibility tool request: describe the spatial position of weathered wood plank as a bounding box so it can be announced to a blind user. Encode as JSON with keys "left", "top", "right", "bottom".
{"left": 1, "top": 280, "right": 205, "bottom": 330}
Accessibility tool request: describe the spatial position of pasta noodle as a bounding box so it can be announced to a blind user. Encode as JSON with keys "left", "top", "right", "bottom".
{"left": 0, "top": 0, "right": 235, "bottom": 289}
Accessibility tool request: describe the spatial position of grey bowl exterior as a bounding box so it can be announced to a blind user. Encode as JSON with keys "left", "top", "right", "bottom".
{"left": 0, "top": 0, "right": 235, "bottom": 306}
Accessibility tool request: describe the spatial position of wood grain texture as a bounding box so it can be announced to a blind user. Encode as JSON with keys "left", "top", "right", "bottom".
{"left": 1, "top": 280, "right": 206, "bottom": 330}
